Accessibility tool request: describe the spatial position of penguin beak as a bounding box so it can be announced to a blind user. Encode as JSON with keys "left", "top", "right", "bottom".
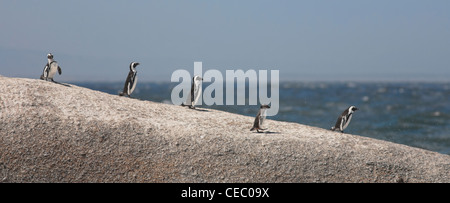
{"left": 354, "top": 107, "right": 359, "bottom": 111}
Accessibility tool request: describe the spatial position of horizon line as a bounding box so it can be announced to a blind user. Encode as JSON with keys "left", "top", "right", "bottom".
{"left": 2, "top": 75, "right": 449, "bottom": 83}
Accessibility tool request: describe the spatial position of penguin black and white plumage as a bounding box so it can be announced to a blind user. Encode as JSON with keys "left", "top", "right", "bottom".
{"left": 182, "top": 75, "right": 203, "bottom": 109}
{"left": 250, "top": 104, "right": 271, "bottom": 133}
{"left": 40, "top": 53, "right": 62, "bottom": 82}
{"left": 119, "top": 62, "right": 140, "bottom": 97}
{"left": 331, "top": 106, "right": 358, "bottom": 133}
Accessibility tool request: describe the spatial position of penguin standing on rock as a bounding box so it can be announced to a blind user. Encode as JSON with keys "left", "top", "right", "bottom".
{"left": 182, "top": 75, "right": 203, "bottom": 109}
{"left": 250, "top": 104, "right": 271, "bottom": 133}
{"left": 119, "top": 62, "right": 140, "bottom": 97}
{"left": 331, "top": 106, "right": 358, "bottom": 133}
{"left": 40, "top": 53, "right": 62, "bottom": 82}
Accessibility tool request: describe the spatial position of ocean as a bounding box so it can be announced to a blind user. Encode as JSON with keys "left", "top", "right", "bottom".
{"left": 75, "top": 81, "right": 450, "bottom": 155}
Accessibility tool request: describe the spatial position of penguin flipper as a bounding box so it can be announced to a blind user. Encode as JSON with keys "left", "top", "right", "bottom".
{"left": 129, "top": 74, "right": 137, "bottom": 95}
{"left": 58, "top": 66, "right": 62, "bottom": 75}
{"left": 127, "top": 82, "right": 131, "bottom": 96}
{"left": 42, "top": 64, "right": 49, "bottom": 80}
{"left": 339, "top": 117, "right": 347, "bottom": 132}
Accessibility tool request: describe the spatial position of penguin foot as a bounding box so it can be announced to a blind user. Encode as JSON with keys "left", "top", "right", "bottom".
{"left": 255, "top": 128, "right": 267, "bottom": 133}
{"left": 181, "top": 104, "right": 192, "bottom": 108}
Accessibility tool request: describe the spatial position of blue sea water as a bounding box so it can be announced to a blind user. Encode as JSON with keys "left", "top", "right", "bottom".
{"left": 75, "top": 81, "right": 450, "bottom": 155}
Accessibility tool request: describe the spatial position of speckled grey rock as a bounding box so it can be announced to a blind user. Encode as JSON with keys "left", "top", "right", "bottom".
{"left": 0, "top": 76, "right": 449, "bottom": 182}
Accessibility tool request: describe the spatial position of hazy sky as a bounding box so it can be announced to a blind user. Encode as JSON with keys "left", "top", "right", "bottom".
{"left": 0, "top": 0, "right": 449, "bottom": 82}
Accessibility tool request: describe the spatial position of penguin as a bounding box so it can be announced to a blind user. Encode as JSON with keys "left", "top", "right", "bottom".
{"left": 182, "top": 75, "right": 203, "bottom": 109}
{"left": 40, "top": 53, "right": 62, "bottom": 82}
{"left": 250, "top": 104, "right": 271, "bottom": 133}
{"left": 331, "top": 106, "right": 359, "bottom": 133}
{"left": 119, "top": 62, "right": 140, "bottom": 97}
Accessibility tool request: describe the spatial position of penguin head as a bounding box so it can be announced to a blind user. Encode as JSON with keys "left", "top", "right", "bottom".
{"left": 130, "top": 62, "right": 140, "bottom": 71}
{"left": 260, "top": 104, "right": 271, "bottom": 109}
{"left": 193, "top": 75, "right": 203, "bottom": 82}
{"left": 349, "top": 106, "right": 358, "bottom": 112}
{"left": 47, "top": 53, "right": 53, "bottom": 59}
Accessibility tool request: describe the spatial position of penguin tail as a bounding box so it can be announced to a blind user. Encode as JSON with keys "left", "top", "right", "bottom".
{"left": 330, "top": 127, "right": 335, "bottom": 131}
{"left": 250, "top": 127, "right": 255, "bottom": 131}
{"left": 119, "top": 92, "right": 125, "bottom": 96}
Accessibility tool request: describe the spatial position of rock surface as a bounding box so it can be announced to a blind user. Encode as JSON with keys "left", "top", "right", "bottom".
{"left": 0, "top": 76, "right": 449, "bottom": 182}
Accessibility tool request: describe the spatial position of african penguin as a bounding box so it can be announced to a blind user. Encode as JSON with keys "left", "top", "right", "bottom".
{"left": 331, "top": 106, "right": 358, "bottom": 133}
{"left": 119, "top": 62, "right": 140, "bottom": 97}
{"left": 250, "top": 104, "right": 271, "bottom": 133}
{"left": 182, "top": 75, "right": 203, "bottom": 109}
{"left": 40, "top": 53, "right": 62, "bottom": 82}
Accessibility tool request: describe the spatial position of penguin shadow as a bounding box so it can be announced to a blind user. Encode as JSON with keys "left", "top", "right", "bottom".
{"left": 117, "top": 94, "right": 143, "bottom": 100}
{"left": 253, "top": 131, "right": 280, "bottom": 134}
{"left": 180, "top": 104, "right": 211, "bottom": 112}
{"left": 52, "top": 81, "right": 72, "bottom": 87}
{"left": 126, "top": 96, "right": 140, "bottom": 100}
{"left": 189, "top": 107, "right": 210, "bottom": 112}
